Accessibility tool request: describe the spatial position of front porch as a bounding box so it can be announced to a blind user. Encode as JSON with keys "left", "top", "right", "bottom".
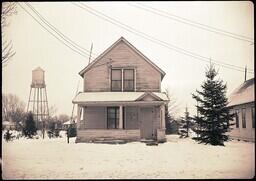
{"left": 73, "top": 92, "right": 169, "bottom": 143}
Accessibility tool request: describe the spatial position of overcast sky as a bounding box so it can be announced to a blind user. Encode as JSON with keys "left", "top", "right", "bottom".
{"left": 2, "top": 1, "right": 254, "bottom": 117}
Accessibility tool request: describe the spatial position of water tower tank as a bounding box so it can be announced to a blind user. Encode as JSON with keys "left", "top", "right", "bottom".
{"left": 32, "top": 67, "right": 45, "bottom": 88}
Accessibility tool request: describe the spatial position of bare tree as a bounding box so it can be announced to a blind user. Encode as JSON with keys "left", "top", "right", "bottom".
{"left": 2, "top": 2, "right": 17, "bottom": 67}
{"left": 2, "top": 93, "right": 26, "bottom": 127}
{"left": 164, "top": 88, "right": 181, "bottom": 134}
{"left": 164, "top": 88, "right": 181, "bottom": 118}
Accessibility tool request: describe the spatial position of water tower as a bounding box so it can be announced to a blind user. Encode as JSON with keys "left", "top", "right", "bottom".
{"left": 27, "top": 67, "right": 49, "bottom": 130}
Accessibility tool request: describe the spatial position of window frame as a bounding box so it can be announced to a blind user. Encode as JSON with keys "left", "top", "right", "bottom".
{"left": 123, "top": 69, "right": 135, "bottom": 92}
{"left": 242, "top": 108, "right": 246, "bottom": 128}
{"left": 111, "top": 69, "right": 122, "bottom": 91}
{"left": 110, "top": 68, "right": 135, "bottom": 92}
{"left": 252, "top": 106, "right": 255, "bottom": 128}
{"left": 235, "top": 109, "right": 239, "bottom": 128}
{"left": 107, "top": 107, "right": 119, "bottom": 129}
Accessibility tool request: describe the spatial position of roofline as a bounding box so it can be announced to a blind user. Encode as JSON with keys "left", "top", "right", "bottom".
{"left": 73, "top": 100, "right": 167, "bottom": 106}
{"left": 227, "top": 101, "right": 255, "bottom": 108}
{"left": 79, "top": 37, "right": 166, "bottom": 79}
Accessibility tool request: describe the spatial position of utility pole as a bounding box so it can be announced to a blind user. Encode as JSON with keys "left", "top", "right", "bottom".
{"left": 244, "top": 66, "right": 247, "bottom": 82}
{"left": 88, "top": 43, "right": 93, "bottom": 64}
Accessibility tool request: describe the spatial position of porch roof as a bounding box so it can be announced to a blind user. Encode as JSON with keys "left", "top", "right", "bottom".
{"left": 72, "top": 92, "right": 169, "bottom": 104}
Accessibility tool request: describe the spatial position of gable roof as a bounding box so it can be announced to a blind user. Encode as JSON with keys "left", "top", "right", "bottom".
{"left": 228, "top": 78, "right": 255, "bottom": 107}
{"left": 79, "top": 37, "right": 166, "bottom": 79}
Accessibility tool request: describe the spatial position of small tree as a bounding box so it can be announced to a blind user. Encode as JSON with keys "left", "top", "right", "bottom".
{"left": 4, "top": 130, "right": 14, "bottom": 142}
{"left": 179, "top": 106, "right": 193, "bottom": 138}
{"left": 23, "top": 112, "right": 37, "bottom": 138}
{"left": 192, "top": 64, "right": 234, "bottom": 146}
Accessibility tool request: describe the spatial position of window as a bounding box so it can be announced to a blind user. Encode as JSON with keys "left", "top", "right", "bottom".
{"left": 235, "top": 109, "right": 239, "bottom": 128}
{"left": 124, "top": 69, "right": 134, "bottom": 91}
{"left": 111, "top": 69, "right": 122, "bottom": 91}
{"left": 107, "top": 107, "right": 119, "bottom": 129}
{"left": 252, "top": 107, "right": 255, "bottom": 128}
{"left": 111, "top": 68, "right": 135, "bottom": 92}
{"left": 242, "top": 108, "right": 246, "bottom": 128}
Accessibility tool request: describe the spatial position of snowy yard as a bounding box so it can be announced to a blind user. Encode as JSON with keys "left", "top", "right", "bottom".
{"left": 2, "top": 133, "right": 255, "bottom": 179}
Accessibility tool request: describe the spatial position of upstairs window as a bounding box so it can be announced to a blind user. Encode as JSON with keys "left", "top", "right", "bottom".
{"left": 111, "top": 69, "right": 122, "bottom": 91}
{"left": 111, "top": 68, "right": 135, "bottom": 92}
{"left": 124, "top": 69, "right": 134, "bottom": 91}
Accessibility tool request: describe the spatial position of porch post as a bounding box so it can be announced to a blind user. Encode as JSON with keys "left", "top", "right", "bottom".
{"left": 161, "top": 104, "right": 166, "bottom": 129}
{"left": 119, "top": 105, "right": 123, "bottom": 129}
{"left": 77, "top": 105, "right": 81, "bottom": 129}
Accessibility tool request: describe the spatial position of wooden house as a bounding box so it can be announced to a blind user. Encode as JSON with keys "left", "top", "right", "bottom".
{"left": 73, "top": 37, "right": 169, "bottom": 143}
{"left": 227, "top": 78, "right": 255, "bottom": 141}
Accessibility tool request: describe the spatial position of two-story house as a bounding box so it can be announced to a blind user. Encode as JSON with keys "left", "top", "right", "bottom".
{"left": 73, "top": 37, "right": 169, "bottom": 143}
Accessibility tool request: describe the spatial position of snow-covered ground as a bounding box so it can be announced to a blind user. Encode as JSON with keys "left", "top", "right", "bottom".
{"left": 2, "top": 133, "right": 255, "bottom": 179}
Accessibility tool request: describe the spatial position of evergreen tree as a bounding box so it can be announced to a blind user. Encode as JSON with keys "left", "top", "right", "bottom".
{"left": 179, "top": 106, "right": 193, "bottom": 138}
{"left": 23, "top": 112, "right": 37, "bottom": 138}
{"left": 192, "top": 64, "right": 234, "bottom": 146}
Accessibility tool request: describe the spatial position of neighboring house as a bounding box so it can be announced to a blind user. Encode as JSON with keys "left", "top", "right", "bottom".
{"left": 73, "top": 37, "right": 169, "bottom": 143}
{"left": 62, "top": 119, "right": 77, "bottom": 130}
{"left": 227, "top": 78, "right": 255, "bottom": 141}
{"left": 2, "top": 121, "right": 16, "bottom": 130}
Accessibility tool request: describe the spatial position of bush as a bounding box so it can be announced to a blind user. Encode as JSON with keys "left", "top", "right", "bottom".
{"left": 23, "top": 112, "right": 37, "bottom": 138}
{"left": 4, "top": 130, "right": 14, "bottom": 142}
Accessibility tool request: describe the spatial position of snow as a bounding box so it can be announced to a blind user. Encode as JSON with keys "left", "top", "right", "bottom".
{"left": 73, "top": 92, "right": 168, "bottom": 103}
{"left": 228, "top": 78, "right": 254, "bottom": 107}
{"left": 2, "top": 134, "right": 255, "bottom": 179}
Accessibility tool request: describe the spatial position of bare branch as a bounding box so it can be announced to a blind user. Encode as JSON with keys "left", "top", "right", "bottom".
{"left": 1, "top": 2, "right": 17, "bottom": 67}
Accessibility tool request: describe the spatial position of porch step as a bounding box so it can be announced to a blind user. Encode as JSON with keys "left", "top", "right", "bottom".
{"left": 92, "top": 138, "right": 127, "bottom": 144}
{"left": 140, "top": 139, "right": 158, "bottom": 146}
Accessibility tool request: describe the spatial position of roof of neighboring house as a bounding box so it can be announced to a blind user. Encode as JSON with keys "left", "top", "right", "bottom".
{"left": 2, "top": 121, "right": 16, "bottom": 126}
{"left": 228, "top": 78, "right": 255, "bottom": 107}
{"left": 63, "top": 120, "right": 77, "bottom": 125}
{"left": 72, "top": 92, "right": 169, "bottom": 104}
{"left": 79, "top": 37, "right": 166, "bottom": 79}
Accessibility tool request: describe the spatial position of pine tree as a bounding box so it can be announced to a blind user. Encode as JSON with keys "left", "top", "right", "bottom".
{"left": 179, "top": 106, "right": 192, "bottom": 138}
{"left": 23, "top": 112, "right": 37, "bottom": 138}
{"left": 192, "top": 64, "right": 234, "bottom": 146}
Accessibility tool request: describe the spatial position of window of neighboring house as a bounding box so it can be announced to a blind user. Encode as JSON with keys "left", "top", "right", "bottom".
{"left": 123, "top": 69, "right": 134, "bottom": 91}
{"left": 235, "top": 109, "right": 239, "bottom": 128}
{"left": 107, "top": 107, "right": 119, "bottom": 129}
{"left": 252, "top": 107, "right": 255, "bottom": 128}
{"left": 242, "top": 108, "right": 246, "bottom": 128}
{"left": 111, "top": 69, "right": 122, "bottom": 91}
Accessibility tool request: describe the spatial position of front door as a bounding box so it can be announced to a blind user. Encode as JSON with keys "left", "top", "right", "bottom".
{"left": 140, "top": 107, "right": 153, "bottom": 139}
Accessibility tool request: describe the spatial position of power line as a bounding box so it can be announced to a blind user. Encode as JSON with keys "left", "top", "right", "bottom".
{"left": 73, "top": 2, "right": 254, "bottom": 74}
{"left": 129, "top": 3, "right": 254, "bottom": 43}
{"left": 76, "top": 2, "right": 254, "bottom": 73}
{"left": 17, "top": 2, "right": 90, "bottom": 59}
{"left": 24, "top": 2, "right": 94, "bottom": 59}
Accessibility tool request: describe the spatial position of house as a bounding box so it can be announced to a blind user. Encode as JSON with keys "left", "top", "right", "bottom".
{"left": 227, "top": 78, "right": 255, "bottom": 141}
{"left": 2, "top": 121, "right": 16, "bottom": 130}
{"left": 72, "top": 37, "right": 169, "bottom": 143}
{"left": 62, "top": 119, "right": 77, "bottom": 130}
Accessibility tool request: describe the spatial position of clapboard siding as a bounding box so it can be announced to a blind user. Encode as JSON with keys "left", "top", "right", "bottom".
{"left": 84, "top": 41, "right": 161, "bottom": 92}
{"left": 125, "top": 106, "right": 139, "bottom": 129}
{"left": 82, "top": 107, "right": 106, "bottom": 129}
{"left": 76, "top": 129, "right": 140, "bottom": 142}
